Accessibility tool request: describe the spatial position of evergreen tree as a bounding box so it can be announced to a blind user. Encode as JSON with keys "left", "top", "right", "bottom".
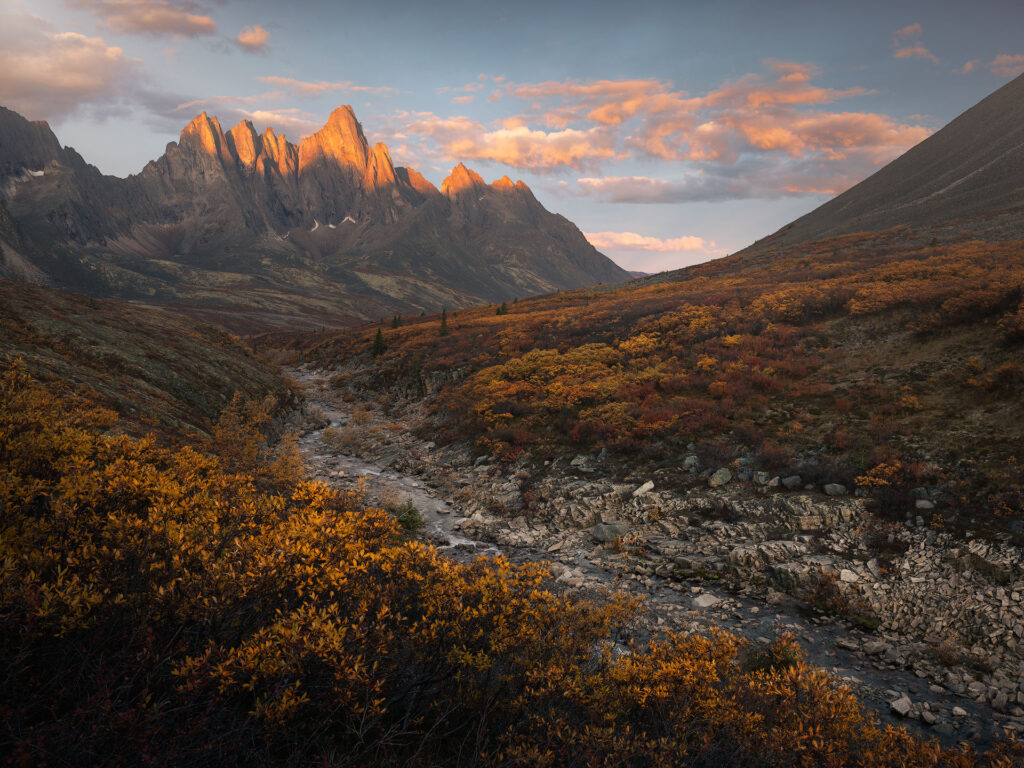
{"left": 372, "top": 328, "right": 387, "bottom": 357}
{"left": 439, "top": 308, "right": 450, "bottom": 337}
{"left": 391, "top": 315, "right": 402, "bottom": 329}
{"left": 496, "top": 301, "right": 509, "bottom": 316}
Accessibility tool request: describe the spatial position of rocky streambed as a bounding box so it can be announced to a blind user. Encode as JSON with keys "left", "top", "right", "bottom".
{"left": 291, "top": 368, "right": 1023, "bottom": 749}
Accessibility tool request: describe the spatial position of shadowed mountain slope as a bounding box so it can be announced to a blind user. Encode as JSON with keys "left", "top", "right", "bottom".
{"left": 747, "top": 73, "right": 1024, "bottom": 251}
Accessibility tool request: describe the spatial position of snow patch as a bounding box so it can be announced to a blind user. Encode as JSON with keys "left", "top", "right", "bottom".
{"left": 328, "top": 223, "right": 336, "bottom": 229}
{"left": 342, "top": 215, "right": 357, "bottom": 224}
{"left": 310, "top": 218, "right": 320, "bottom": 232}
{"left": 27, "top": 169, "right": 44, "bottom": 177}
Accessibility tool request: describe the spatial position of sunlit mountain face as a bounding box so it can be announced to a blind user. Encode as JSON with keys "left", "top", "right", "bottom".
{"left": 4, "top": 0, "right": 1022, "bottom": 273}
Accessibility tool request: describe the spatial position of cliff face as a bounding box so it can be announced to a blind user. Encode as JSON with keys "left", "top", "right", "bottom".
{"left": 0, "top": 104, "right": 627, "bottom": 328}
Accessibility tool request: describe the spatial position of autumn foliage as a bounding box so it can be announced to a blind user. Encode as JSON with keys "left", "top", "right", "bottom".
{"left": 276, "top": 232, "right": 1024, "bottom": 525}
{"left": 3, "top": 362, "right": 1020, "bottom": 765}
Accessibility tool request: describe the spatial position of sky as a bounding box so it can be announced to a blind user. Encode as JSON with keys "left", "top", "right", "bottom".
{"left": 2, "top": 0, "right": 1023, "bottom": 273}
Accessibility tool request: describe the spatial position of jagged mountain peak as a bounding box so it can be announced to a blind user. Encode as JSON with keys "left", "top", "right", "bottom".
{"left": 441, "top": 162, "right": 486, "bottom": 196}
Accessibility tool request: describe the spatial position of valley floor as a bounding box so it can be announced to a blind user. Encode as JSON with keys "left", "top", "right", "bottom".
{"left": 291, "top": 367, "right": 1024, "bottom": 750}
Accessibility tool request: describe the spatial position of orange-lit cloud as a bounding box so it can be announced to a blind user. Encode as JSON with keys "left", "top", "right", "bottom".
{"left": 585, "top": 230, "right": 713, "bottom": 253}
{"left": 990, "top": 54, "right": 1024, "bottom": 78}
{"left": 956, "top": 59, "right": 980, "bottom": 74}
{"left": 891, "top": 23, "right": 939, "bottom": 63}
{"left": 256, "top": 75, "right": 397, "bottom": 96}
{"left": 403, "top": 113, "right": 619, "bottom": 171}
{"left": 452, "top": 95, "right": 474, "bottom": 104}
{"left": 73, "top": 0, "right": 217, "bottom": 37}
{"left": 0, "top": 11, "right": 139, "bottom": 120}
{"left": 236, "top": 25, "right": 269, "bottom": 53}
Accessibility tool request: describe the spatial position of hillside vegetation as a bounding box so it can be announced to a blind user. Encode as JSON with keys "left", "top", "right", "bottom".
{"left": 279, "top": 230, "right": 1024, "bottom": 534}
{"left": 0, "top": 279, "right": 292, "bottom": 435}
{"left": 4, "top": 359, "right": 1022, "bottom": 767}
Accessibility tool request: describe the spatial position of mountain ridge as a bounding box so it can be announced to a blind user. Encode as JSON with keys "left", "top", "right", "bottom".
{"left": 0, "top": 104, "right": 628, "bottom": 331}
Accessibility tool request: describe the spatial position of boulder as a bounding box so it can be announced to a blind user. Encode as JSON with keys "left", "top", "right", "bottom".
{"left": 781, "top": 475, "right": 802, "bottom": 489}
{"left": 632, "top": 480, "right": 655, "bottom": 497}
{"left": 682, "top": 454, "right": 700, "bottom": 472}
{"left": 824, "top": 483, "right": 847, "bottom": 497}
{"left": 593, "top": 521, "right": 629, "bottom": 542}
{"left": 753, "top": 471, "right": 771, "bottom": 485}
{"left": 708, "top": 468, "right": 732, "bottom": 488}
{"left": 890, "top": 696, "right": 913, "bottom": 717}
{"left": 693, "top": 593, "right": 722, "bottom": 609}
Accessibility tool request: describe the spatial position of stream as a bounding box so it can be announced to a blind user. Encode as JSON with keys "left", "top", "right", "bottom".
{"left": 293, "top": 369, "right": 1001, "bottom": 748}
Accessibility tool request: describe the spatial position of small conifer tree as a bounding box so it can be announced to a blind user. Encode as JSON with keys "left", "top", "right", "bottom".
{"left": 439, "top": 308, "right": 450, "bottom": 336}
{"left": 372, "top": 328, "right": 386, "bottom": 357}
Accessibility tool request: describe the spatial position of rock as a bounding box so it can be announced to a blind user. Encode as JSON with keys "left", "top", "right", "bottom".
{"left": 632, "top": 480, "right": 655, "bottom": 497}
{"left": 708, "top": 468, "right": 732, "bottom": 488}
{"left": 768, "top": 476, "right": 781, "bottom": 487}
{"left": 922, "top": 711, "right": 937, "bottom": 725}
{"left": 890, "top": 695, "right": 913, "bottom": 717}
{"left": 951, "top": 706, "right": 967, "bottom": 717}
{"left": 753, "top": 471, "right": 771, "bottom": 485}
{"left": 864, "top": 641, "right": 891, "bottom": 656}
{"left": 824, "top": 483, "right": 847, "bottom": 496}
{"left": 915, "top": 499, "right": 935, "bottom": 510}
{"left": 866, "top": 558, "right": 882, "bottom": 580}
{"left": 837, "top": 637, "right": 860, "bottom": 651}
{"left": 693, "top": 593, "right": 722, "bottom": 609}
{"left": 593, "top": 521, "right": 629, "bottom": 542}
{"left": 682, "top": 454, "right": 700, "bottom": 472}
{"left": 839, "top": 569, "right": 859, "bottom": 583}
{"left": 781, "top": 475, "right": 802, "bottom": 489}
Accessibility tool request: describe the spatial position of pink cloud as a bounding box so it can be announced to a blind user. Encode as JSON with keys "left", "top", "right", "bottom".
{"left": 585, "top": 230, "right": 713, "bottom": 253}
{"left": 891, "top": 23, "right": 939, "bottom": 64}
{"left": 73, "top": 0, "right": 217, "bottom": 37}
{"left": 236, "top": 24, "right": 269, "bottom": 53}
{"left": 894, "top": 45, "right": 940, "bottom": 64}
{"left": 452, "top": 95, "right": 474, "bottom": 104}
{"left": 0, "top": 12, "right": 138, "bottom": 121}
{"left": 256, "top": 76, "right": 397, "bottom": 96}
{"left": 956, "top": 59, "right": 979, "bottom": 74}
{"left": 894, "top": 23, "right": 923, "bottom": 39}
{"left": 235, "top": 108, "right": 321, "bottom": 138}
{"left": 404, "top": 113, "right": 619, "bottom": 171}
{"left": 990, "top": 54, "right": 1024, "bottom": 78}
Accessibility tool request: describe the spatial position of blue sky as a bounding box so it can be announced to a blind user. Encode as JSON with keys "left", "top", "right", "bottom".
{"left": 2, "top": 0, "right": 1022, "bottom": 272}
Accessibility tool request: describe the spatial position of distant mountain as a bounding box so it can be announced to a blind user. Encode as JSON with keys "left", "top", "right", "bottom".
{"left": 0, "top": 105, "right": 627, "bottom": 331}
{"left": 747, "top": 73, "right": 1024, "bottom": 251}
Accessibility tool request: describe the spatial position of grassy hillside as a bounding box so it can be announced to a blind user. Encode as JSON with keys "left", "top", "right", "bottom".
{"left": 0, "top": 279, "right": 292, "bottom": 436}
{"left": 277, "top": 229, "right": 1024, "bottom": 534}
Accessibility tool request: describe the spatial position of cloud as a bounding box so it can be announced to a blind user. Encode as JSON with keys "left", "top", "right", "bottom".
{"left": 255, "top": 75, "right": 397, "bottom": 96}
{"left": 956, "top": 59, "right": 979, "bottom": 74}
{"left": 894, "top": 23, "right": 923, "bottom": 39}
{"left": 893, "top": 45, "right": 940, "bottom": 63}
{"left": 0, "top": 10, "right": 141, "bottom": 121}
{"left": 403, "top": 113, "right": 620, "bottom": 171}
{"left": 236, "top": 24, "right": 268, "bottom": 52}
{"left": 452, "top": 95, "right": 474, "bottom": 104}
{"left": 891, "top": 23, "right": 939, "bottom": 64}
{"left": 383, "top": 62, "right": 930, "bottom": 198}
{"left": 990, "top": 54, "right": 1024, "bottom": 78}
{"left": 72, "top": 0, "right": 217, "bottom": 37}
{"left": 233, "top": 108, "right": 322, "bottom": 138}
{"left": 585, "top": 230, "right": 712, "bottom": 253}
